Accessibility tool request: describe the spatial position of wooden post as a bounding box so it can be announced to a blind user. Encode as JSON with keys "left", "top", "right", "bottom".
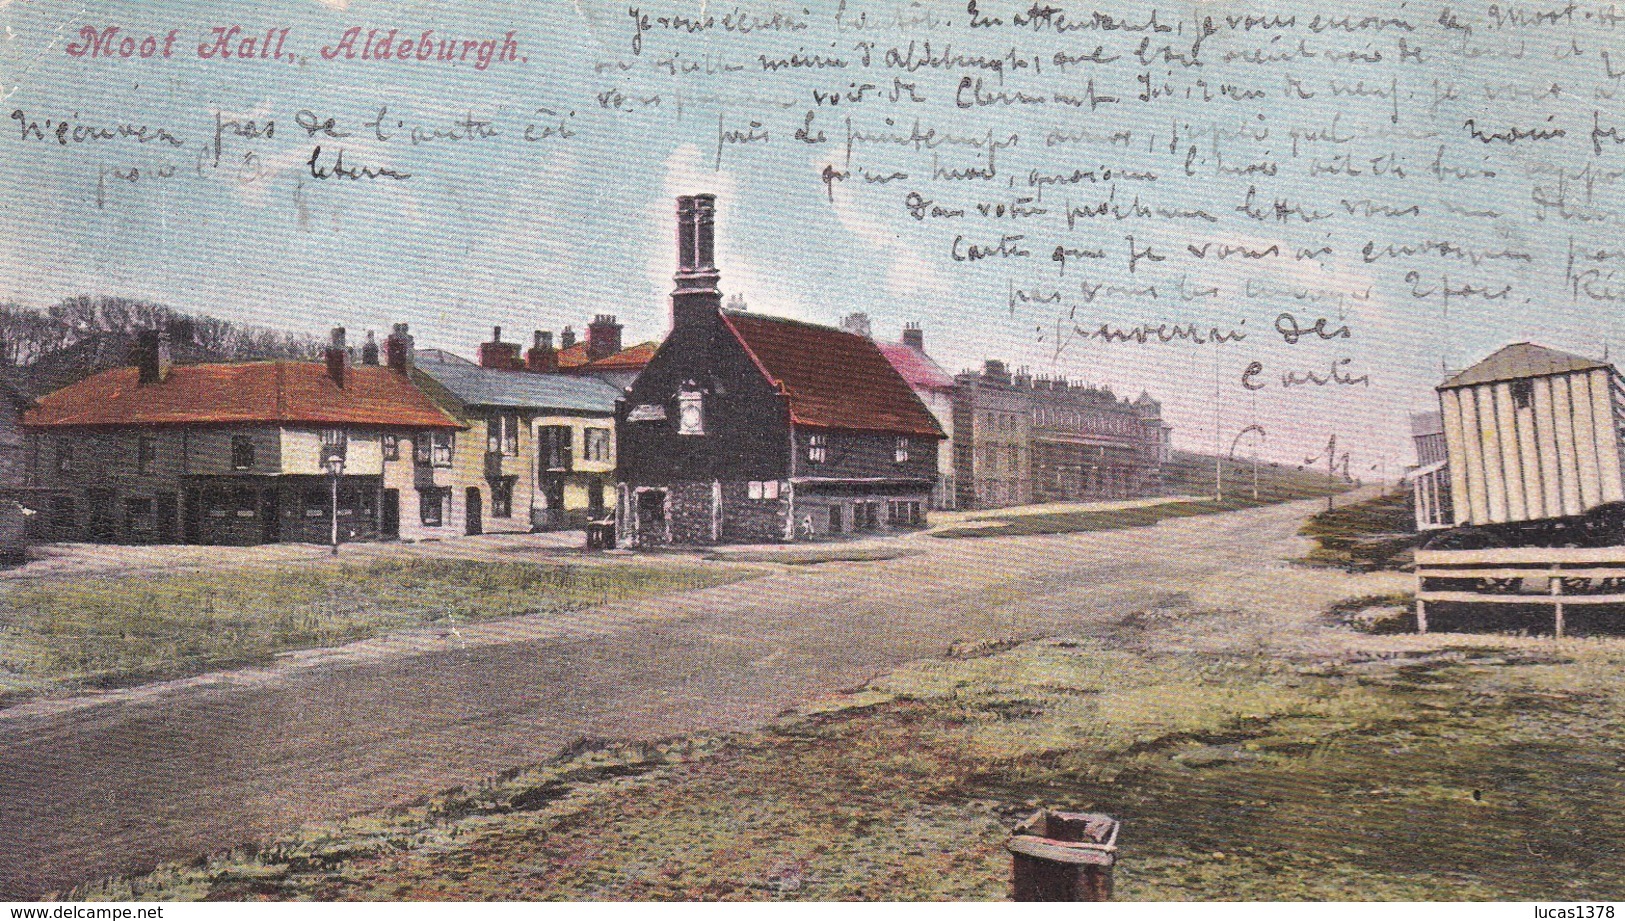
{"left": 1552, "top": 564, "right": 1565, "bottom": 638}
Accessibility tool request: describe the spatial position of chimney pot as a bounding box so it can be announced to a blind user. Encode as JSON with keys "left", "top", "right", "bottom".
{"left": 587, "top": 314, "right": 624, "bottom": 362}
{"left": 840, "top": 313, "right": 872, "bottom": 339}
{"left": 902, "top": 322, "right": 924, "bottom": 351}
{"left": 326, "top": 327, "right": 347, "bottom": 387}
{"left": 527, "top": 329, "right": 559, "bottom": 373}
{"left": 362, "top": 330, "right": 379, "bottom": 366}
{"left": 385, "top": 323, "right": 414, "bottom": 373}
{"left": 560, "top": 326, "right": 577, "bottom": 350}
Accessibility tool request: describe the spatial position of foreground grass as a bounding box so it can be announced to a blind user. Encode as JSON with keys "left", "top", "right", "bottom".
{"left": 80, "top": 604, "right": 1625, "bottom": 900}
{"left": 0, "top": 559, "right": 742, "bottom": 706}
{"left": 1299, "top": 490, "right": 1420, "bottom": 572}
{"left": 934, "top": 453, "right": 1351, "bottom": 539}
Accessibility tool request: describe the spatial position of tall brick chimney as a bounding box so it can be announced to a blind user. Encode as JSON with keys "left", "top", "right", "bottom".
{"left": 560, "top": 326, "right": 577, "bottom": 351}
{"left": 361, "top": 330, "right": 379, "bottom": 366}
{"left": 385, "top": 323, "right": 414, "bottom": 373}
{"left": 671, "top": 193, "right": 722, "bottom": 331}
{"left": 133, "top": 329, "right": 171, "bottom": 385}
{"left": 479, "top": 325, "right": 523, "bottom": 370}
{"left": 902, "top": 322, "right": 924, "bottom": 351}
{"left": 587, "top": 314, "right": 623, "bottom": 362}
{"left": 527, "top": 330, "right": 558, "bottom": 373}
{"left": 326, "top": 327, "right": 347, "bottom": 387}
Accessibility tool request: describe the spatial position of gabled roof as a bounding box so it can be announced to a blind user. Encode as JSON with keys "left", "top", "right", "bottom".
{"left": 720, "top": 311, "right": 944, "bottom": 438}
{"left": 25, "top": 362, "right": 460, "bottom": 429}
{"left": 1439, "top": 342, "right": 1612, "bottom": 390}
{"left": 876, "top": 341, "right": 956, "bottom": 393}
{"left": 556, "top": 342, "right": 591, "bottom": 369}
{"left": 415, "top": 360, "right": 620, "bottom": 414}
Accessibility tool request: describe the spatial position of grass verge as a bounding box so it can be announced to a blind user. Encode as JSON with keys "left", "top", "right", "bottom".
{"left": 77, "top": 602, "right": 1625, "bottom": 901}
{"left": 933, "top": 452, "right": 1351, "bottom": 540}
{"left": 0, "top": 559, "right": 743, "bottom": 707}
{"left": 1299, "top": 490, "right": 1420, "bottom": 572}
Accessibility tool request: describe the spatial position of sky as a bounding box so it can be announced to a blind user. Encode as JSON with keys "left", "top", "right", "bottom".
{"left": 3, "top": 0, "right": 1625, "bottom": 476}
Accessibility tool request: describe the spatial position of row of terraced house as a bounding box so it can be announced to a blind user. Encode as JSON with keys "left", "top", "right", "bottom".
{"left": 0, "top": 195, "right": 1170, "bottom": 554}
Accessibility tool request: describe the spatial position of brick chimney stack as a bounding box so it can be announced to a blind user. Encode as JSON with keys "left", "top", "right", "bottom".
{"left": 587, "top": 314, "right": 623, "bottom": 362}
{"left": 560, "top": 326, "right": 577, "bottom": 351}
{"left": 326, "top": 327, "right": 347, "bottom": 387}
{"left": 479, "top": 325, "right": 523, "bottom": 370}
{"left": 385, "top": 323, "right": 414, "bottom": 373}
{"left": 902, "top": 322, "right": 924, "bottom": 351}
{"left": 133, "top": 329, "right": 172, "bottom": 385}
{"left": 361, "top": 330, "right": 379, "bottom": 366}
{"left": 527, "top": 330, "right": 558, "bottom": 373}
{"left": 671, "top": 193, "right": 722, "bottom": 331}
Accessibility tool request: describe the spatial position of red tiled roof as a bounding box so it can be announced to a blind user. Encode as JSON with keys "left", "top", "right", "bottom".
{"left": 721, "top": 311, "right": 944, "bottom": 438}
{"left": 583, "top": 341, "right": 658, "bottom": 371}
{"left": 25, "top": 361, "right": 461, "bottom": 429}
{"left": 555, "top": 342, "right": 591, "bottom": 369}
{"left": 876, "top": 341, "right": 956, "bottom": 393}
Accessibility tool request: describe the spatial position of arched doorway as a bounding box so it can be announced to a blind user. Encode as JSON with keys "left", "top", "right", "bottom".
{"left": 465, "top": 487, "right": 483, "bottom": 535}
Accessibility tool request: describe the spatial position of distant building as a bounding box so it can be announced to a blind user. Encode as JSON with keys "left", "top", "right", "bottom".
{"left": 554, "top": 315, "right": 659, "bottom": 391}
{"left": 415, "top": 332, "right": 621, "bottom": 533}
{"left": 23, "top": 328, "right": 461, "bottom": 546}
{"left": 0, "top": 371, "right": 36, "bottom": 564}
{"left": 616, "top": 194, "right": 944, "bottom": 545}
{"left": 872, "top": 320, "right": 958, "bottom": 510}
{"left": 953, "top": 361, "right": 1169, "bottom": 509}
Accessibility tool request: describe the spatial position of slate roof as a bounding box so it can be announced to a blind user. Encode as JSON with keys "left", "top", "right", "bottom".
{"left": 1439, "top": 342, "right": 1612, "bottom": 390}
{"left": 876, "top": 341, "right": 956, "bottom": 394}
{"left": 25, "top": 362, "right": 460, "bottom": 429}
{"left": 720, "top": 311, "right": 944, "bottom": 438}
{"left": 415, "top": 358, "right": 620, "bottom": 414}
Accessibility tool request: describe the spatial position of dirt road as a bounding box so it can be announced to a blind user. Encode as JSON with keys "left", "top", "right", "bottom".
{"left": 0, "top": 498, "right": 1403, "bottom": 897}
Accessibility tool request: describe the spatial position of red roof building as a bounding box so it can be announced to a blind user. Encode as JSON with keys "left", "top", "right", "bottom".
{"left": 615, "top": 194, "right": 944, "bottom": 546}
{"left": 721, "top": 311, "right": 943, "bottom": 438}
{"left": 26, "top": 361, "right": 459, "bottom": 430}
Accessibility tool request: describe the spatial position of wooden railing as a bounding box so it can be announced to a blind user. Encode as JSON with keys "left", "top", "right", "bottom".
{"left": 1415, "top": 546, "right": 1625, "bottom": 637}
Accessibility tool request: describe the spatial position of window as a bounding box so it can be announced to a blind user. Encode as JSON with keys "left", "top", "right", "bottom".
{"left": 231, "top": 435, "right": 255, "bottom": 471}
{"left": 415, "top": 432, "right": 454, "bottom": 467}
{"left": 895, "top": 437, "right": 910, "bottom": 464}
{"left": 303, "top": 487, "right": 327, "bottom": 518}
{"left": 747, "top": 480, "right": 780, "bottom": 500}
{"left": 137, "top": 436, "right": 156, "bottom": 474}
{"left": 488, "top": 412, "right": 519, "bottom": 456}
{"left": 539, "top": 426, "right": 574, "bottom": 471}
{"left": 1512, "top": 379, "right": 1534, "bottom": 409}
{"left": 808, "top": 434, "right": 827, "bottom": 464}
{"left": 124, "top": 497, "right": 155, "bottom": 531}
{"left": 382, "top": 434, "right": 400, "bottom": 461}
{"left": 419, "top": 487, "right": 447, "bottom": 526}
{"left": 56, "top": 442, "right": 72, "bottom": 474}
{"left": 584, "top": 428, "right": 612, "bottom": 463}
{"left": 678, "top": 388, "right": 705, "bottom": 435}
{"left": 492, "top": 478, "right": 514, "bottom": 518}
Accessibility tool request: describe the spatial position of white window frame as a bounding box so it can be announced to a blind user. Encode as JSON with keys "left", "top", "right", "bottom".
{"left": 808, "top": 434, "right": 827, "bottom": 464}
{"left": 895, "top": 437, "right": 909, "bottom": 464}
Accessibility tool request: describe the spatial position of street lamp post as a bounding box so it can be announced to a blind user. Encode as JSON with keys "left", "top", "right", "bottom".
{"left": 320, "top": 429, "right": 348, "bottom": 556}
{"left": 1228, "top": 425, "right": 1267, "bottom": 502}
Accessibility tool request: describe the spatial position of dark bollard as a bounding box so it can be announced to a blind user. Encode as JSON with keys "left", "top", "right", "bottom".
{"left": 1006, "top": 809, "right": 1119, "bottom": 901}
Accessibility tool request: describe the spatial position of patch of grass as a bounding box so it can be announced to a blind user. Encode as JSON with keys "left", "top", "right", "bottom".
{"left": 933, "top": 453, "right": 1351, "bottom": 540}
{"left": 0, "top": 559, "right": 742, "bottom": 706}
{"left": 1300, "top": 491, "right": 1420, "bottom": 572}
{"left": 81, "top": 600, "right": 1625, "bottom": 901}
{"left": 703, "top": 546, "right": 916, "bottom": 565}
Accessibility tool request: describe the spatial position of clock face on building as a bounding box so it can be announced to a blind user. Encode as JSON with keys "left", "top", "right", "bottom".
{"left": 678, "top": 392, "right": 704, "bottom": 435}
